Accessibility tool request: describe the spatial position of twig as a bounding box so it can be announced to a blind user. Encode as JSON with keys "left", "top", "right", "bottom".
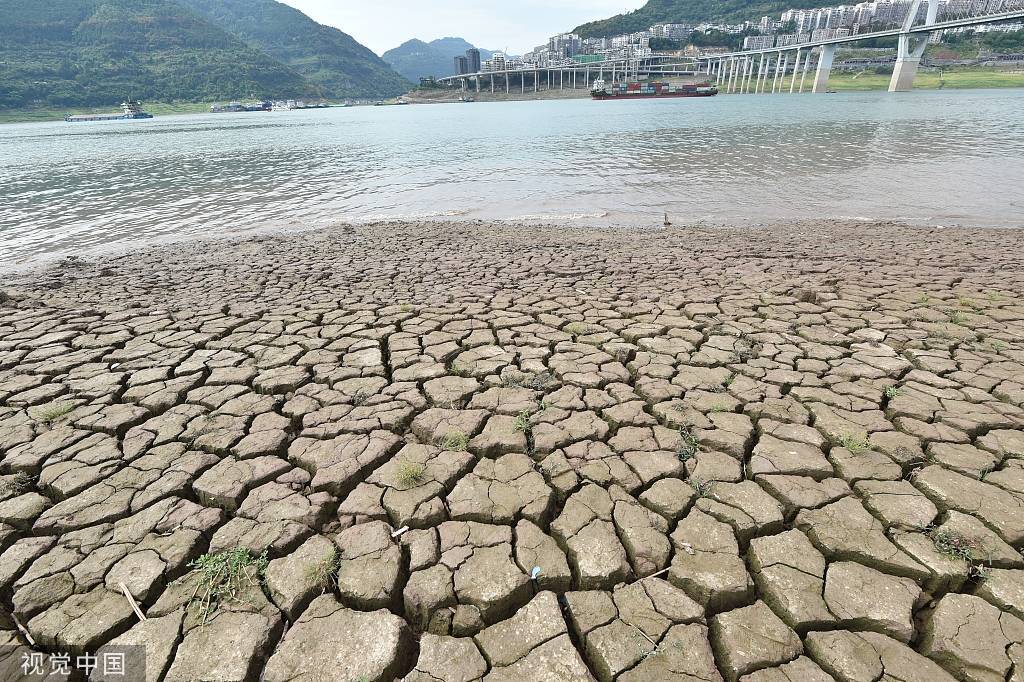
{"left": 119, "top": 582, "right": 147, "bottom": 621}
{"left": 11, "top": 613, "right": 35, "bottom": 646}
{"left": 641, "top": 567, "right": 671, "bottom": 581}
{"left": 391, "top": 525, "right": 410, "bottom": 538}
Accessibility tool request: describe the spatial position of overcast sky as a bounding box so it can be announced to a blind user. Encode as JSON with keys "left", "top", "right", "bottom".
{"left": 279, "top": 1, "right": 648, "bottom": 55}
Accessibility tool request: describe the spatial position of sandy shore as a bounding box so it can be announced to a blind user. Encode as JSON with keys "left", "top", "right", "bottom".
{"left": 1, "top": 220, "right": 1023, "bottom": 681}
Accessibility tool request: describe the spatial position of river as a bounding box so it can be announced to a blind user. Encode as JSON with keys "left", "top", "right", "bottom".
{"left": 1, "top": 88, "right": 1022, "bottom": 267}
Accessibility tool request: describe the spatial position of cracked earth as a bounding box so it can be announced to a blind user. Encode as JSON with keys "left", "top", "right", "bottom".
{"left": 1, "top": 221, "right": 1023, "bottom": 681}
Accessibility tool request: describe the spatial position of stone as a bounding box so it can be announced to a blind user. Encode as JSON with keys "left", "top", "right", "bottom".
{"left": 474, "top": 592, "right": 566, "bottom": 668}
{"left": 919, "top": 593, "right": 1024, "bottom": 682}
{"left": 748, "top": 530, "right": 834, "bottom": 631}
{"left": 334, "top": 521, "right": 403, "bottom": 610}
{"left": 481, "top": 633, "right": 595, "bottom": 682}
{"left": 823, "top": 561, "right": 921, "bottom": 643}
{"left": 669, "top": 509, "right": 753, "bottom": 613}
{"left": 806, "top": 630, "right": 956, "bottom": 682}
{"left": 711, "top": 601, "right": 803, "bottom": 681}
{"left": 405, "top": 634, "right": 488, "bottom": 682}
{"left": 263, "top": 596, "right": 413, "bottom": 682}
{"left": 165, "top": 610, "right": 283, "bottom": 682}
{"left": 265, "top": 534, "right": 337, "bottom": 620}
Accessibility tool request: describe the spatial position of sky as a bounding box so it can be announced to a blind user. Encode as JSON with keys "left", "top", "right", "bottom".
{"left": 279, "top": 0, "right": 648, "bottom": 56}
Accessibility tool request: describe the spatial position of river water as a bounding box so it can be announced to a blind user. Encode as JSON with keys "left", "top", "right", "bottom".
{"left": 1, "top": 89, "right": 1022, "bottom": 267}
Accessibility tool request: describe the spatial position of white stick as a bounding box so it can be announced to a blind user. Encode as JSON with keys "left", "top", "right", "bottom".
{"left": 391, "top": 526, "right": 410, "bottom": 538}
{"left": 11, "top": 613, "right": 35, "bottom": 646}
{"left": 120, "top": 582, "right": 147, "bottom": 621}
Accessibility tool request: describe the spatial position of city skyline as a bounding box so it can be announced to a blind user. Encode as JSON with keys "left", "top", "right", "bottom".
{"left": 278, "top": 0, "right": 648, "bottom": 55}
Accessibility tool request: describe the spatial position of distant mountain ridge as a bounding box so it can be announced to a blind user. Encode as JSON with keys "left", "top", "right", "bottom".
{"left": 0, "top": 0, "right": 409, "bottom": 110}
{"left": 176, "top": 0, "right": 411, "bottom": 99}
{"left": 573, "top": 0, "right": 823, "bottom": 38}
{"left": 383, "top": 37, "right": 494, "bottom": 82}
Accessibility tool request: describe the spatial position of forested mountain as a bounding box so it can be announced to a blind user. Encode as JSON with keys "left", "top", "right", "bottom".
{"left": 0, "top": 0, "right": 410, "bottom": 110}
{"left": 0, "top": 0, "right": 319, "bottom": 109}
{"left": 383, "top": 37, "right": 493, "bottom": 82}
{"left": 574, "top": 0, "right": 823, "bottom": 38}
{"left": 176, "top": 0, "right": 410, "bottom": 98}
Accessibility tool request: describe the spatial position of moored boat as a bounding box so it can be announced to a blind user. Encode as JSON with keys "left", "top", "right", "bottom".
{"left": 591, "top": 79, "right": 717, "bottom": 100}
{"left": 65, "top": 101, "right": 154, "bottom": 122}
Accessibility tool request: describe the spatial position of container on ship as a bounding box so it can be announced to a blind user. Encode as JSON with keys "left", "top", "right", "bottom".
{"left": 590, "top": 79, "right": 717, "bottom": 100}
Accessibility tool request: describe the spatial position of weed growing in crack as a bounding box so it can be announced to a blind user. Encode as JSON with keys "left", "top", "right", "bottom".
{"left": 723, "top": 373, "right": 736, "bottom": 387}
{"left": 916, "top": 293, "right": 931, "bottom": 305}
{"left": 691, "top": 479, "right": 714, "bottom": 497}
{"left": 990, "top": 339, "right": 1007, "bottom": 352}
{"left": 0, "top": 472, "right": 33, "bottom": 496}
{"left": 188, "top": 548, "right": 269, "bottom": 625}
{"left": 351, "top": 389, "right": 371, "bottom": 406}
{"left": 448, "top": 363, "right": 472, "bottom": 377}
{"left": 946, "top": 309, "right": 966, "bottom": 325}
{"left": 834, "top": 433, "right": 871, "bottom": 454}
{"left": 395, "top": 459, "right": 428, "bottom": 489}
{"left": 708, "top": 404, "right": 732, "bottom": 413}
{"left": 564, "top": 322, "right": 590, "bottom": 337}
{"left": 30, "top": 401, "right": 74, "bottom": 424}
{"left": 305, "top": 548, "right": 340, "bottom": 594}
{"left": 513, "top": 410, "right": 533, "bottom": 434}
{"left": 929, "top": 528, "right": 989, "bottom": 576}
{"left": 884, "top": 385, "right": 902, "bottom": 400}
{"left": 440, "top": 431, "right": 469, "bottom": 452}
{"left": 676, "top": 428, "right": 700, "bottom": 462}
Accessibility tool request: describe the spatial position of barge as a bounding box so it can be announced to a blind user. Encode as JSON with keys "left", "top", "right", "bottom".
{"left": 65, "top": 101, "right": 154, "bottom": 122}
{"left": 591, "top": 79, "right": 718, "bottom": 100}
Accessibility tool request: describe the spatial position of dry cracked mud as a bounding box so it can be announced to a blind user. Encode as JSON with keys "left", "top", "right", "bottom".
{"left": 0, "top": 220, "right": 1023, "bottom": 681}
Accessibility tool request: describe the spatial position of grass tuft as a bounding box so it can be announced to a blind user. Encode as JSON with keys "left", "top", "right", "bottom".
{"left": 676, "top": 428, "right": 701, "bottom": 461}
{"left": 929, "top": 529, "right": 988, "bottom": 574}
{"left": 305, "top": 548, "right": 340, "bottom": 593}
{"left": 691, "top": 479, "right": 714, "bottom": 497}
{"left": 188, "top": 548, "right": 269, "bottom": 625}
{"left": 395, "top": 459, "right": 427, "bottom": 489}
{"left": 512, "top": 410, "right": 533, "bottom": 434}
{"left": 884, "top": 385, "right": 902, "bottom": 400}
{"left": 30, "top": 401, "right": 75, "bottom": 424}
{"left": 946, "top": 309, "right": 966, "bottom": 325}
{"left": 834, "top": 433, "right": 871, "bottom": 454}
{"left": 440, "top": 431, "right": 469, "bottom": 452}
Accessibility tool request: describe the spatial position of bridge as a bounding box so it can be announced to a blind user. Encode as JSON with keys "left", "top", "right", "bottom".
{"left": 701, "top": 1, "right": 1024, "bottom": 93}
{"left": 437, "top": 0, "right": 1023, "bottom": 95}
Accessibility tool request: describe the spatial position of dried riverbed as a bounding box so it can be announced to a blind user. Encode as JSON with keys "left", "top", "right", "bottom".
{"left": 1, "top": 221, "right": 1023, "bottom": 681}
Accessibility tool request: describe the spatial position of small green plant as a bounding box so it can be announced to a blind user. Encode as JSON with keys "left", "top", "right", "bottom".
{"left": 916, "top": 293, "right": 931, "bottom": 305}
{"left": 0, "top": 472, "right": 33, "bottom": 496}
{"left": 188, "top": 548, "right": 269, "bottom": 625}
{"left": 834, "top": 433, "right": 871, "bottom": 454}
{"left": 929, "top": 529, "right": 987, "bottom": 571}
{"left": 565, "top": 322, "right": 590, "bottom": 337}
{"left": 448, "top": 363, "right": 472, "bottom": 377}
{"left": 502, "top": 372, "right": 528, "bottom": 388}
{"left": 305, "top": 549, "right": 340, "bottom": 594}
{"left": 946, "top": 309, "right": 966, "bottom": 325}
{"left": 957, "top": 296, "right": 980, "bottom": 311}
{"left": 990, "top": 339, "right": 1007, "bottom": 352}
{"left": 512, "top": 410, "right": 533, "bottom": 434}
{"left": 708, "top": 404, "right": 731, "bottom": 413}
{"left": 351, "top": 389, "right": 370, "bottom": 406}
{"left": 677, "top": 428, "right": 701, "bottom": 461}
{"left": 399, "top": 303, "right": 412, "bottom": 313}
{"left": 691, "top": 479, "right": 714, "bottom": 497}
{"left": 440, "top": 431, "right": 469, "bottom": 452}
{"left": 30, "top": 401, "right": 74, "bottom": 424}
{"left": 723, "top": 373, "right": 736, "bottom": 387}
{"left": 986, "top": 291, "right": 1001, "bottom": 302}
{"left": 884, "top": 385, "right": 902, "bottom": 400}
{"left": 395, "top": 459, "right": 428, "bottom": 489}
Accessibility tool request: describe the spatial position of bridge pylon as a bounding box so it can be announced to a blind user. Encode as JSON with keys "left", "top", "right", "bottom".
{"left": 889, "top": 0, "right": 940, "bottom": 91}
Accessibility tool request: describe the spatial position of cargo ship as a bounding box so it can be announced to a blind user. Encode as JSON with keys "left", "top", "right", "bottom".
{"left": 591, "top": 79, "right": 717, "bottom": 100}
{"left": 65, "top": 101, "right": 154, "bottom": 122}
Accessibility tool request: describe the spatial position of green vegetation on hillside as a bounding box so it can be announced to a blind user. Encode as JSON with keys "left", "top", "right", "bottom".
{"left": 826, "top": 67, "right": 1024, "bottom": 90}
{"left": 176, "top": 0, "right": 410, "bottom": 99}
{"left": 0, "top": 0, "right": 318, "bottom": 109}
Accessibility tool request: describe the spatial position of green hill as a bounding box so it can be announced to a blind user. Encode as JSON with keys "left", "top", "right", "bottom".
{"left": 0, "top": 0, "right": 319, "bottom": 109}
{"left": 382, "top": 37, "right": 493, "bottom": 82}
{"left": 574, "top": 0, "right": 823, "bottom": 38}
{"left": 176, "top": 0, "right": 411, "bottom": 99}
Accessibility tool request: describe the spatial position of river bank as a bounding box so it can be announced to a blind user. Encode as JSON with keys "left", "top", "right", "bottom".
{"left": 0, "top": 219, "right": 1022, "bottom": 680}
